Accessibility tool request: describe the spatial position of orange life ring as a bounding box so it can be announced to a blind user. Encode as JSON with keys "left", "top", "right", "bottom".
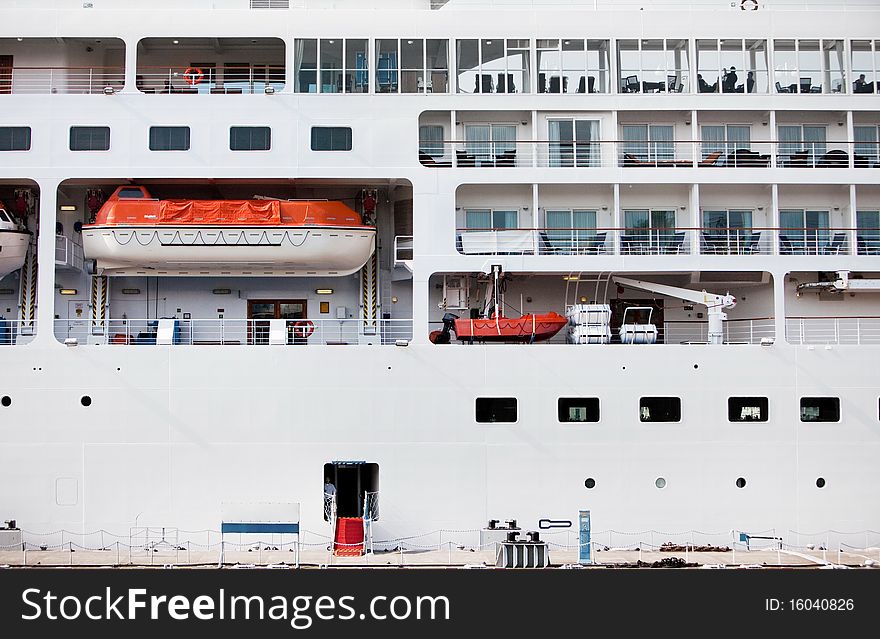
{"left": 291, "top": 319, "right": 315, "bottom": 339}
{"left": 183, "top": 67, "right": 204, "bottom": 86}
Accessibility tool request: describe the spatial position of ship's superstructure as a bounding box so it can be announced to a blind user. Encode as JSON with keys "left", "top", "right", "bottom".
{"left": 1, "top": 0, "right": 879, "bottom": 552}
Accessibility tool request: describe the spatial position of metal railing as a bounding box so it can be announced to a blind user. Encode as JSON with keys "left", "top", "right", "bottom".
{"left": 53, "top": 317, "right": 413, "bottom": 346}
{"left": 453, "top": 227, "right": 870, "bottom": 257}
{"left": 54, "top": 235, "right": 84, "bottom": 270}
{"left": 420, "top": 140, "right": 879, "bottom": 169}
{"left": 786, "top": 317, "right": 880, "bottom": 345}
{"left": 394, "top": 235, "right": 413, "bottom": 263}
{"left": 135, "top": 66, "right": 285, "bottom": 95}
{"left": 1, "top": 66, "right": 125, "bottom": 94}
{"left": 0, "top": 319, "right": 37, "bottom": 345}
{"left": 663, "top": 319, "right": 776, "bottom": 345}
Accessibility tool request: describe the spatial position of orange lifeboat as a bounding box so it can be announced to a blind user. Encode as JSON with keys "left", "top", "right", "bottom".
{"left": 81, "top": 186, "right": 376, "bottom": 276}
{"left": 453, "top": 312, "right": 567, "bottom": 343}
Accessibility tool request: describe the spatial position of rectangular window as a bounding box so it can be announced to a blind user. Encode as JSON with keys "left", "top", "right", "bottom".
{"left": 779, "top": 209, "right": 830, "bottom": 254}
{"left": 700, "top": 124, "right": 751, "bottom": 159}
{"left": 456, "top": 38, "right": 530, "bottom": 94}
{"left": 558, "top": 398, "right": 600, "bottom": 423}
{"left": 639, "top": 397, "right": 681, "bottom": 422}
{"left": 149, "top": 126, "right": 190, "bottom": 151}
{"left": 617, "top": 39, "right": 689, "bottom": 94}
{"left": 778, "top": 125, "right": 826, "bottom": 165}
{"left": 0, "top": 126, "right": 31, "bottom": 151}
{"left": 545, "top": 209, "right": 598, "bottom": 254}
{"left": 857, "top": 210, "right": 880, "bottom": 254}
{"left": 851, "top": 40, "right": 880, "bottom": 94}
{"left": 728, "top": 397, "right": 768, "bottom": 422}
{"left": 854, "top": 125, "right": 878, "bottom": 165}
{"left": 621, "top": 124, "right": 674, "bottom": 163}
{"left": 465, "top": 208, "right": 517, "bottom": 231}
{"left": 800, "top": 397, "right": 840, "bottom": 422}
{"left": 310, "top": 126, "right": 352, "bottom": 151}
{"left": 476, "top": 397, "right": 517, "bottom": 423}
{"left": 229, "top": 126, "right": 271, "bottom": 151}
{"left": 418, "top": 124, "right": 444, "bottom": 158}
{"left": 69, "top": 126, "right": 110, "bottom": 151}
{"left": 463, "top": 123, "right": 516, "bottom": 165}
{"left": 701, "top": 209, "right": 754, "bottom": 254}
{"left": 548, "top": 119, "right": 599, "bottom": 167}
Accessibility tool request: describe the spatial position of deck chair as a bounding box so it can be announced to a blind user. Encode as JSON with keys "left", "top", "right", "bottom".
{"left": 623, "top": 75, "right": 639, "bottom": 92}
{"left": 664, "top": 231, "right": 687, "bottom": 254}
{"left": 821, "top": 232, "right": 847, "bottom": 255}
{"left": 775, "top": 81, "right": 790, "bottom": 94}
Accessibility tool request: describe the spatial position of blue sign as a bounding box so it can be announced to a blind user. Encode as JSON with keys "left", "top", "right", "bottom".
{"left": 578, "top": 510, "right": 591, "bottom": 564}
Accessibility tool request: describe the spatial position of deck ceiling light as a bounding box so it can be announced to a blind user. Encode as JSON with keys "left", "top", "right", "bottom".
{"left": 121, "top": 288, "right": 141, "bottom": 295}
{"left": 60, "top": 205, "right": 77, "bottom": 211}
{"left": 212, "top": 288, "right": 231, "bottom": 295}
{"left": 315, "top": 288, "right": 333, "bottom": 294}
{"left": 60, "top": 289, "right": 77, "bottom": 295}
{"left": 172, "top": 40, "right": 179, "bottom": 44}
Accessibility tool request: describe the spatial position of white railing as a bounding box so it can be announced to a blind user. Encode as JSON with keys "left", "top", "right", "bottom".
{"left": 54, "top": 317, "right": 413, "bottom": 346}
{"left": 393, "top": 235, "right": 413, "bottom": 264}
{"left": 54, "top": 235, "right": 84, "bottom": 270}
{"left": 456, "top": 229, "right": 693, "bottom": 256}
{"left": 421, "top": 140, "right": 878, "bottom": 170}
{"left": 0, "top": 319, "right": 37, "bottom": 345}
{"left": 663, "top": 319, "right": 776, "bottom": 345}
{"left": 786, "top": 317, "right": 880, "bottom": 345}
{"left": 135, "top": 66, "right": 284, "bottom": 95}
{"left": 4, "top": 67, "right": 125, "bottom": 94}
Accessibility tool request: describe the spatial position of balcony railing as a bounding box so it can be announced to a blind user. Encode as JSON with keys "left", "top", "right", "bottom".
{"left": 419, "top": 140, "right": 880, "bottom": 169}
{"left": 55, "top": 235, "right": 84, "bottom": 271}
{"left": 786, "top": 317, "right": 880, "bottom": 345}
{"left": 0, "top": 319, "right": 36, "bottom": 345}
{"left": 1, "top": 66, "right": 124, "bottom": 94}
{"left": 53, "top": 318, "right": 412, "bottom": 346}
{"left": 135, "top": 66, "right": 285, "bottom": 95}
{"left": 454, "top": 228, "right": 872, "bottom": 257}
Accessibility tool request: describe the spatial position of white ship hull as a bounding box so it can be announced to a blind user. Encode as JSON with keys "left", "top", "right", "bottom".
{"left": 82, "top": 226, "right": 376, "bottom": 276}
{"left": 0, "top": 230, "right": 29, "bottom": 280}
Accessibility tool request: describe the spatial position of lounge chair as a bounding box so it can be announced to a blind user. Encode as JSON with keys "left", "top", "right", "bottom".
{"left": 821, "top": 232, "right": 847, "bottom": 255}
{"left": 698, "top": 151, "right": 724, "bottom": 167}
{"left": 775, "top": 81, "right": 791, "bottom": 94}
{"left": 621, "top": 153, "right": 656, "bottom": 167}
{"left": 816, "top": 150, "right": 849, "bottom": 167}
{"left": 663, "top": 231, "right": 687, "bottom": 254}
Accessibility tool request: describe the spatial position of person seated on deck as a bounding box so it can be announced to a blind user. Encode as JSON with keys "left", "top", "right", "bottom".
{"left": 698, "top": 74, "right": 718, "bottom": 93}
{"left": 854, "top": 74, "right": 876, "bottom": 93}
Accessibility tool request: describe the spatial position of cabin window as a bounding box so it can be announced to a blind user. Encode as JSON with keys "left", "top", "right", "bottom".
{"left": 639, "top": 397, "right": 681, "bottom": 422}
{"left": 800, "top": 397, "right": 840, "bottom": 422}
{"left": 311, "top": 127, "right": 352, "bottom": 151}
{"left": 0, "top": 126, "right": 31, "bottom": 151}
{"left": 149, "top": 126, "right": 191, "bottom": 151}
{"left": 116, "top": 188, "right": 146, "bottom": 199}
{"left": 476, "top": 397, "right": 517, "bottom": 423}
{"left": 536, "top": 39, "right": 610, "bottom": 94}
{"left": 419, "top": 125, "right": 444, "bottom": 158}
{"left": 229, "top": 126, "right": 271, "bottom": 151}
{"left": 456, "top": 38, "right": 530, "bottom": 94}
{"left": 558, "top": 398, "right": 600, "bottom": 423}
{"left": 728, "top": 397, "right": 768, "bottom": 422}
{"left": 69, "top": 126, "right": 110, "bottom": 151}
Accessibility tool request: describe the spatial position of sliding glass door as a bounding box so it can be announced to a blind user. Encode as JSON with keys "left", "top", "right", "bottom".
{"left": 545, "top": 209, "right": 597, "bottom": 253}
{"left": 779, "top": 209, "right": 829, "bottom": 252}
{"left": 549, "top": 119, "right": 599, "bottom": 167}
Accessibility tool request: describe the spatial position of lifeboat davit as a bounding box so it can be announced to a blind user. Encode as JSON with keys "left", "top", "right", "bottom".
{"left": 81, "top": 186, "right": 376, "bottom": 276}
{"left": 453, "top": 312, "right": 568, "bottom": 343}
{"left": 0, "top": 207, "right": 30, "bottom": 280}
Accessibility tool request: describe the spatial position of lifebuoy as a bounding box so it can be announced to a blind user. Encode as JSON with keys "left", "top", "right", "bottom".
{"left": 183, "top": 67, "right": 204, "bottom": 86}
{"left": 291, "top": 319, "right": 315, "bottom": 339}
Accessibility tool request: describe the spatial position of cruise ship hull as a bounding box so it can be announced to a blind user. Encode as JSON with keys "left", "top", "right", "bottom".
{"left": 81, "top": 226, "right": 376, "bottom": 276}
{"left": 0, "top": 343, "right": 875, "bottom": 544}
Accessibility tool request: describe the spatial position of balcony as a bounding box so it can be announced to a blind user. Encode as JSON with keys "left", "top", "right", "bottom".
{"left": 419, "top": 140, "right": 879, "bottom": 169}
{"left": 53, "top": 317, "right": 413, "bottom": 346}
{"left": 452, "top": 227, "right": 871, "bottom": 257}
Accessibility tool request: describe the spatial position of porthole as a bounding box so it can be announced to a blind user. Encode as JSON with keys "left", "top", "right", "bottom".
{"left": 736, "top": 477, "right": 747, "bottom": 488}
{"left": 80, "top": 395, "right": 92, "bottom": 407}
{"left": 655, "top": 477, "right": 666, "bottom": 489}
{"left": 584, "top": 478, "right": 596, "bottom": 489}
{"left": 1, "top": 396, "right": 10, "bottom": 407}
{"left": 816, "top": 477, "right": 826, "bottom": 488}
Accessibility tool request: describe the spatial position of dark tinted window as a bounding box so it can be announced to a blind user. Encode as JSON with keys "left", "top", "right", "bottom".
{"left": 558, "top": 398, "right": 600, "bottom": 422}
{"left": 117, "top": 188, "right": 146, "bottom": 199}
{"left": 728, "top": 397, "right": 769, "bottom": 422}
{"left": 311, "top": 126, "right": 352, "bottom": 151}
{"left": 476, "top": 397, "right": 517, "bottom": 423}
{"left": 0, "top": 127, "right": 31, "bottom": 151}
{"left": 149, "top": 126, "right": 190, "bottom": 151}
{"left": 639, "top": 397, "right": 681, "bottom": 422}
{"left": 800, "top": 397, "right": 840, "bottom": 422}
{"left": 70, "top": 126, "right": 110, "bottom": 151}
{"left": 229, "top": 126, "right": 271, "bottom": 151}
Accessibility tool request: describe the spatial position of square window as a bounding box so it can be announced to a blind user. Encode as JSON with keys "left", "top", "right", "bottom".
{"left": 728, "top": 397, "right": 768, "bottom": 422}
{"left": 800, "top": 397, "right": 839, "bottom": 422}
{"left": 0, "top": 127, "right": 31, "bottom": 151}
{"left": 476, "top": 397, "right": 517, "bottom": 423}
{"left": 69, "top": 126, "right": 110, "bottom": 151}
{"left": 230, "top": 126, "right": 271, "bottom": 151}
{"left": 311, "top": 126, "right": 352, "bottom": 151}
{"left": 558, "top": 398, "right": 600, "bottom": 422}
{"left": 639, "top": 397, "right": 681, "bottom": 422}
{"left": 149, "top": 126, "right": 191, "bottom": 151}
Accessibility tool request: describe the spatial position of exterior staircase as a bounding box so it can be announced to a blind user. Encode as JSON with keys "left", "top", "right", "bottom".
{"left": 333, "top": 517, "right": 365, "bottom": 556}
